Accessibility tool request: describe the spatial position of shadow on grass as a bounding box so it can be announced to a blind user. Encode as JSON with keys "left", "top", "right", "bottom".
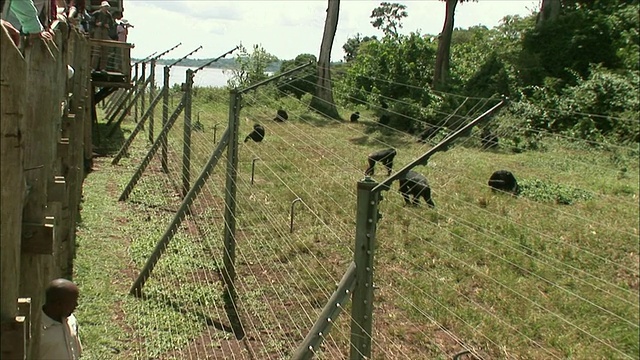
{"left": 294, "top": 112, "right": 342, "bottom": 127}
{"left": 140, "top": 292, "right": 241, "bottom": 338}
{"left": 349, "top": 121, "right": 415, "bottom": 148}
{"left": 93, "top": 120, "right": 126, "bottom": 156}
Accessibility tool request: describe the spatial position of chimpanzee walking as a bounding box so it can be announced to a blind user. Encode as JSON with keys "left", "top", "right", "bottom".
{"left": 365, "top": 148, "right": 397, "bottom": 176}
{"left": 244, "top": 124, "right": 265, "bottom": 143}
{"left": 398, "top": 170, "right": 435, "bottom": 207}
{"left": 488, "top": 170, "right": 519, "bottom": 195}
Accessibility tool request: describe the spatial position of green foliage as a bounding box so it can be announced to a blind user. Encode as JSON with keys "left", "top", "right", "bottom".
{"left": 370, "top": 2, "right": 408, "bottom": 39}
{"left": 227, "top": 44, "right": 278, "bottom": 88}
{"left": 518, "top": 178, "right": 594, "bottom": 204}
{"left": 464, "top": 52, "right": 511, "bottom": 98}
{"left": 342, "top": 33, "right": 378, "bottom": 62}
{"left": 339, "top": 33, "right": 436, "bottom": 102}
{"left": 511, "top": 66, "right": 640, "bottom": 143}
{"left": 521, "top": 2, "right": 636, "bottom": 84}
{"left": 276, "top": 53, "right": 317, "bottom": 99}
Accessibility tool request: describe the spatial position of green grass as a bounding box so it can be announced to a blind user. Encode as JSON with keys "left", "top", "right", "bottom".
{"left": 74, "top": 88, "right": 639, "bottom": 359}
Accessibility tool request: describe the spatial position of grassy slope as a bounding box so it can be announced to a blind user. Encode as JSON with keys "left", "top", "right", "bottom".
{"left": 75, "top": 89, "right": 639, "bottom": 359}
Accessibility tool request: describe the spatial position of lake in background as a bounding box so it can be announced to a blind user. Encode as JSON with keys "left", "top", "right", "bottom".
{"left": 149, "top": 65, "right": 234, "bottom": 88}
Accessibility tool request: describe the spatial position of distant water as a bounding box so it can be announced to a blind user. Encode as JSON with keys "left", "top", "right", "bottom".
{"left": 146, "top": 64, "right": 234, "bottom": 88}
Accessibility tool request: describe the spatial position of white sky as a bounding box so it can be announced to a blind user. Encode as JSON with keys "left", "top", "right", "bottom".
{"left": 123, "top": 0, "right": 540, "bottom": 61}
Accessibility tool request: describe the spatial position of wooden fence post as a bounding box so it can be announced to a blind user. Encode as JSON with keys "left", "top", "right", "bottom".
{"left": 1, "top": 20, "right": 27, "bottom": 328}
{"left": 20, "top": 35, "right": 58, "bottom": 360}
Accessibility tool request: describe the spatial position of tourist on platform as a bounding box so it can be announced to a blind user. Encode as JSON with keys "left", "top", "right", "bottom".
{"left": 1, "top": 0, "right": 53, "bottom": 46}
{"left": 90, "top": 0, "right": 113, "bottom": 72}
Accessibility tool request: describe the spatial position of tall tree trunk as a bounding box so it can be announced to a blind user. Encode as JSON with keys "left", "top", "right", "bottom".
{"left": 432, "top": 0, "right": 458, "bottom": 90}
{"left": 536, "top": 0, "right": 561, "bottom": 28}
{"left": 310, "top": 0, "right": 340, "bottom": 119}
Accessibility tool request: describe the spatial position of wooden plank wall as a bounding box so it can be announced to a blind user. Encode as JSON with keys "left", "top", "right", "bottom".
{"left": 0, "top": 19, "right": 91, "bottom": 360}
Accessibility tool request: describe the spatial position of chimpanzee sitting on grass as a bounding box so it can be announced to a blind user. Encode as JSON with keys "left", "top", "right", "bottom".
{"left": 274, "top": 109, "right": 288, "bottom": 122}
{"left": 350, "top": 112, "right": 360, "bottom": 122}
{"left": 398, "top": 170, "right": 435, "bottom": 207}
{"left": 244, "top": 124, "right": 265, "bottom": 143}
{"left": 488, "top": 170, "right": 519, "bottom": 195}
{"left": 365, "top": 148, "right": 397, "bottom": 176}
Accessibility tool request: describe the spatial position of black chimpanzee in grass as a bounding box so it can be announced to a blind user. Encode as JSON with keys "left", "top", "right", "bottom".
{"left": 417, "top": 125, "right": 439, "bottom": 143}
{"left": 244, "top": 124, "right": 265, "bottom": 143}
{"left": 398, "top": 170, "right": 435, "bottom": 207}
{"left": 350, "top": 112, "right": 360, "bottom": 122}
{"left": 488, "top": 170, "right": 519, "bottom": 195}
{"left": 378, "top": 100, "right": 391, "bottom": 125}
{"left": 365, "top": 148, "right": 397, "bottom": 176}
{"left": 274, "top": 109, "right": 288, "bottom": 122}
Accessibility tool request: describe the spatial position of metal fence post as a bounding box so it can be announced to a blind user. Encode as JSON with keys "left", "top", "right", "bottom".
{"left": 134, "top": 63, "right": 139, "bottom": 122}
{"left": 290, "top": 197, "right": 303, "bottom": 233}
{"left": 149, "top": 58, "right": 156, "bottom": 143}
{"left": 182, "top": 69, "right": 193, "bottom": 196}
{"left": 162, "top": 65, "right": 169, "bottom": 173}
{"left": 350, "top": 176, "right": 381, "bottom": 360}
{"left": 220, "top": 89, "right": 243, "bottom": 337}
{"left": 223, "top": 89, "right": 241, "bottom": 296}
{"left": 140, "top": 62, "right": 146, "bottom": 126}
{"left": 251, "top": 157, "right": 259, "bottom": 185}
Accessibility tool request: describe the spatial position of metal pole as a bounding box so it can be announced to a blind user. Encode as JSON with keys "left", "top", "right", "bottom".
{"left": 134, "top": 63, "right": 139, "bottom": 122}
{"left": 251, "top": 157, "right": 259, "bottom": 184}
{"left": 290, "top": 197, "right": 303, "bottom": 233}
{"left": 291, "top": 262, "right": 357, "bottom": 360}
{"left": 213, "top": 123, "right": 219, "bottom": 144}
{"left": 149, "top": 59, "right": 156, "bottom": 143}
{"left": 182, "top": 69, "right": 194, "bottom": 196}
{"left": 222, "top": 89, "right": 241, "bottom": 296}
{"left": 350, "top": 176, "right": 381, "bottom": 360}
{"left": 141, "top": 62, "right": 147, "bottom": 127}
{"left": 162, "top": 66, "right": 169, "bottom": 173}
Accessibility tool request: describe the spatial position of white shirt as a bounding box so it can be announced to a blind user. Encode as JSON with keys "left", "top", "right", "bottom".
{"left": 40, "top": 310, "right": 82, "bottom": 360}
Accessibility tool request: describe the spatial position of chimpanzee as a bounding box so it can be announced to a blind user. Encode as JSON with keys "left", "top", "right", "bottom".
{"left": 365, "top": 148, "right": 397, "bottom": 176}
{"left": 417, "top": 125, "right": 439, "bottom": 143}
{"left": 350, "top": 112, "right": 360, "bottom": 122}
{"left": 244, "top": 124, "right": 265, "bottom": 143}
{"left": 488, "top": 170, "right": 519, "bottom": 195}
{"left": 379, "top": 100, "right": 391, "bottom": 125}
{"left": 274, "top": 109, "right": 288, "bottom": 122}
{"left": 481, "top": 128, "right": 499, "bottom": 149}
{"left": 398, "top": 170, "right": 435, "bottom": 207}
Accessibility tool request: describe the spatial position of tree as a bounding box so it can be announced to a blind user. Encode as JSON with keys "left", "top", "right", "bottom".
{"left": 432, "top": 0, "right": 475, "bottom": 90}
{"left": 370, "top": 2, "right": 408, "bottom": 40}
{"left": 342, "top": 33, "right": 378, "bottom": 62}
{"left": 277, "top": 53, "right": 318, "bottom": 98}
{"left": 227, "top": 44, "right": 277, "bottom": 88}
{"left": 536, "top": 0, "right": 561, "bottom": 27}
{"left": 310, "top": 0, "right": 340, "bottom": 118}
